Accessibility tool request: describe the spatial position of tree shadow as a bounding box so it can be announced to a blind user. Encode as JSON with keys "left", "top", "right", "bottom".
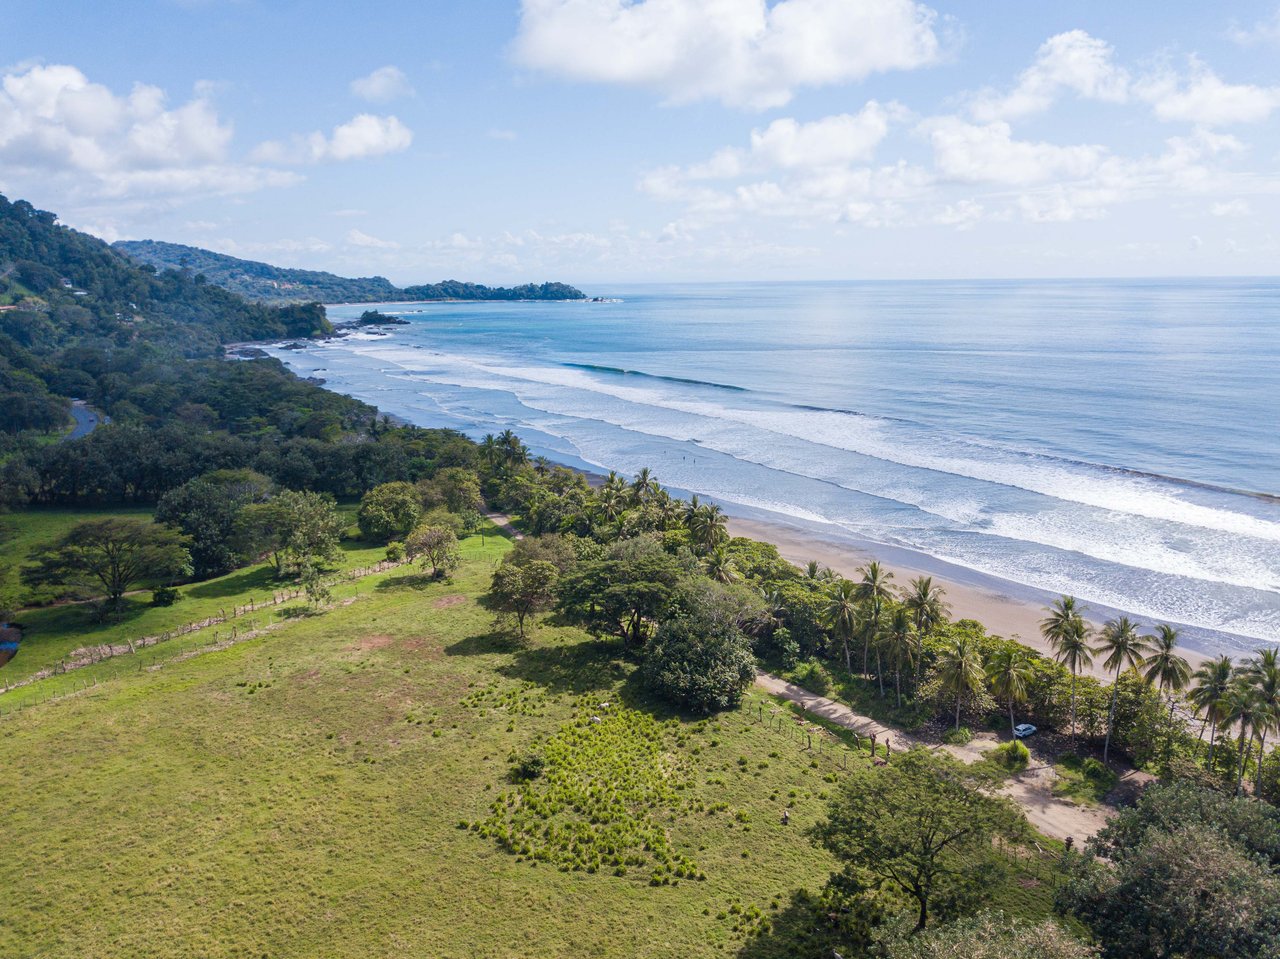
{"left": 736, "top": 888, "right": 858, "bottom": 959}
{"left": 184, "top": 565, "right": 281, "bottom": 600}
{"left": 499, "top": 637, "right": 629, "bottom": 697}
{"left": 443, "top": 630, "right": 523, "bottom": 657}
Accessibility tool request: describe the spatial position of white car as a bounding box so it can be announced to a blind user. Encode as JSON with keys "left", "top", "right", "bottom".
{"left": 1013, "top": 723, "right": 1037, "bottom": 739}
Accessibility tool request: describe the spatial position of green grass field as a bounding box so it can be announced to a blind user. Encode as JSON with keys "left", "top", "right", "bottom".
{"left": 1, "top": 526, "right": 1065, "bottom": 958}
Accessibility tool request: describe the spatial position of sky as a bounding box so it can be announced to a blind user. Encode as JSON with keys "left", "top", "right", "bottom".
{"left": 3, "top": 0, "right": 1280, "bottom": 285}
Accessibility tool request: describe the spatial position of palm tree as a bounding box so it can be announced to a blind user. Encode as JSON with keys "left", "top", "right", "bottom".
{"left": 630, "top": 467, "right": 658, "bottom": 505}
{"left": 877, "top": 606, "right": 919, "bottom": 708}
{"left": 986, "top": 646, "right": 1035, "bottom": 736}
{"left": 1244, "top": 649, "right": 1280, "bottom": 793}
{"left": 936, "top": 636, "right": 984, "bottom": 731}
{"left": 704, "top": 545, "right": 739, "bottom": 585}
{"left": 688, "top": 503, "right": 728, "bottom": 554}
{"left": 1189, "top": 655, "right": 1234, "bottom": 770}
{"left": 853, "top": 562, "right": 895, "bottom": 675}
{"left": 479, "top": 433, "right": 500, "bottom": 468}
{"left": 804, "top": 560, "right": 822, "bottom": 580}
{"left": 1040, "top": 596, "right": 1094, "bottom": 743}
{"left": 1142, "top": 624, "right": 1192, "bottom": 757}
{"left": 902, "top": 576, "right": 950, "bottom": 684}
{"left": 823, "top": 579, "right": 860, "bottom": 676}
{"left": 1097, "top": 616, "right": 1151, "bottom": 764}
{"left": 1221, "top": 679, "right": 1261, "bottom": 794}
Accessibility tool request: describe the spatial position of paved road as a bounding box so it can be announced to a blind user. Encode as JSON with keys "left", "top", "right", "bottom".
{"left": 66, "top": 400, "right": 109, "bottom": 440}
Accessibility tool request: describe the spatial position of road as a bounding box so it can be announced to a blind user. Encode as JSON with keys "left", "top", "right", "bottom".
{"left": 755, "top": 669, "right": 1115, "bottom": 843}
{"left": 66, "top": 400, "right": 109, "bottom": 440}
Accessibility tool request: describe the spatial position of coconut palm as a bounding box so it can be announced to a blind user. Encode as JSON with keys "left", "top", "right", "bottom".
{"left": 1097, "top": 616, "right": 1151, "bottom": 764}
{"left": 902, "top": 576, "right": 950, "bottom": 684}
{"left": 936, "top": 635, "right": 985, "bottom": 731}
{"left": 804, "top": 560, "right": 822, "bottom": 580}
{"left": 823, "top": 578, "right": 861, "bottom": 676}
{"left": 877, "top": 606, "right": 919, "bottom": 707}
{"left": 479, "top": 433, "right": 501, "bottom": 468}
{"left": 1221, "top": 679, "right": 1261, "bottom": 794}
{"left": 986, "top": 646, "right": 1035, "bottom": 736}
{"left": 595, "top": 486, "right": 625, "bottom": 524}
{"left": 1142, "top": 624, "right": 1192, "bottom": 757}
{"left": 687, "top": 503, "right": 728, "bottom": 554}
{"left": 853, "top": 562, "right": 895, "bottom": 675}
{"left": 630, "top": 467, "right": 659, "bottom": 505}
{"left": 704, "top": 545, "right": 739, "bottom": 585}
{"left": 1190, "top": 655, "right": 1234, "bottom": 770}
{"left": 1244, "top": 649, "right": 1280, "bottom": 794}
{"left": 1040, "top": 596, "right": 1095, "bottom": 744}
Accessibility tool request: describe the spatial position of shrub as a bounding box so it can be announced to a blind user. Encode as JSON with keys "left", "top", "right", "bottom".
{"left": 384, "top": 541, "right": 405, "bottom": 563}
{"left": 943, "top": 726, "right": 973, "bottom": 745}
{"left": 990, "top": 739, "right": 1030, "bottom": 772}
{"left": 150, "top": 585, "right": 181, "bottom": 607}
{"left": 511, "top": 752, "right": 545, "bottom": 782}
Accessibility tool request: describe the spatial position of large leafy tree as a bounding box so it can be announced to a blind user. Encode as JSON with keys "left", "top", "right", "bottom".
{"left": 357, "top": 481, "right": 422, "bottom": 543}
{"left": 812, "top": 748, "right": 1022, "bottom": 931}
{"left": 404, "top": 524, "right": 460, "bottom": 578}
{"left": 24, "top": 517, "right": 190, "bottom": 610}
{"left": 639, "top": 579, "right": 756, "bottom": 713}
{"left": 555, "top": 535, "right": 690, "bottom": 648}
{"left": 155, "top": 468, "right": 272, "bottom": 579}
{"left": 488, "top": 559, "right": 558, "bottom": 638}
{"left": 238, "top": 488, "right": 344, "bottom": 577}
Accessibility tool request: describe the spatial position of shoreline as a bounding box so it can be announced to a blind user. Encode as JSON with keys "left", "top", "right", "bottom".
{"left": 724, "top": 514, "right": 1212, "bottom": 679}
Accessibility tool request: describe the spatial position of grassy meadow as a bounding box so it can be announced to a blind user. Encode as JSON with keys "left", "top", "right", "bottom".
{"left": 1, "top": 522, "right": 1064, "bottom": 958}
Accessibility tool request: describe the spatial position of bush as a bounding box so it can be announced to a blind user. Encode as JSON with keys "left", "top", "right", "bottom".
{"left": 511, "top": 752, "right": 545, "bottom": 782}
{"left": 150, "top": 585, "right": 181, "bottom": 607}
{"left": 989, "top": 739, "right": 1030, "bottom": 772}
{"left": 384, "top": 541, "right": 405, "bottom": 563}
{"left": 943, "top": 726, "right": 973, "bottom": 745}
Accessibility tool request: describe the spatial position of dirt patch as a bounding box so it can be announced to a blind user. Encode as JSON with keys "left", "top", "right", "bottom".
{"left": 432, "top": 595, "right": 468, "bottom": 609}
{"left": 355, "top": 634, "right": 396, "bottom": 650}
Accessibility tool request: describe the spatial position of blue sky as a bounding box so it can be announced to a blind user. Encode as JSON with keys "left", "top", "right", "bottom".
{"left": 4, "top": 0, "right": 1280, "bottom": 284}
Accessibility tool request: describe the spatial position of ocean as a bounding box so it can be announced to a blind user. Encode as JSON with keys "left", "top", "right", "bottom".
{"left": 260, "top": 280, "right": 1280, "bottom": 657}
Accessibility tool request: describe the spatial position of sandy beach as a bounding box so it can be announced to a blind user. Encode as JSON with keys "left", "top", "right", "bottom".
{"left": 726, "top": 514, "right": 1213, "bottom": 679}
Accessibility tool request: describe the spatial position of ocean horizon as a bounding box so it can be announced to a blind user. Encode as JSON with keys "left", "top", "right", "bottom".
{"left": 260, "top": 278, "right": 1280, "bottom": 658}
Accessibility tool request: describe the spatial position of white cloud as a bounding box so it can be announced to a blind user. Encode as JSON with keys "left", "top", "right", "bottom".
{"left": 1228, "top": 9, "right": 1280, "bottom": 47}
{"left": 346, "top": 228, "right": 399, "bottom": 249}
{"left": 0, "top": 63, "right": 295, "bottom": 200}
{"left": 487, "top": 128, "right": 518, "bottom": 140}
{"left": 970, "top": 30, "right": 1129, "bottom": 122}
{"left": 1139, "top": 62, "right": 1280, "bottom": 125}
{"left": 513, "top": 0, "right": 942, "bottom": 109}
{"left": 1211, "top": 199, "right": 1251, "bottom": 217}
{"left": 350, "top": 66, "right": 414, "bottom": 102}
{"left": 253, "top": 114, "right": 413, "bottom": 164}
{"left": 922, "top": 118, "right": 1105, "bottom": 185}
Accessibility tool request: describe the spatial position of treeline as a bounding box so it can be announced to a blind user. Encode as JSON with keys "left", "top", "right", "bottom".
{"left": 114, "top": 238, "right": 586, "bottom": 305}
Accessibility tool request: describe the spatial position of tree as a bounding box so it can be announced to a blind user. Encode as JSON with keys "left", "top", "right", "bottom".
{"left": 1041, "top": 596, "right": 1095, "bottom": 743}
{"left": 488, "top": 559, "right": 558, "bottom": 638}
{"left": 987, "top": 646, "right": 1035, "bottom": 735}
{"left": 823, "top": 578, "right": 860, "bottom": 675}
{"left": 686, "top": 502, "right": 727, "bottom": 554}
{"left": 640, "top": 579, "right": 756, "bottom": 712}
{"left": 703, "top": 544, "right": 739, "bottom": 584}
{"left": 1096, "top": 617, "right": 1150, "bottom": 763}
{"left": 1221, "top": 679, "right": 1261, "bottom": 795}
{"left": 854, "top": 561, "right": 894, "bottom": 674}
{"left": 1059, "top": 824, "right": 1280, "bottom": 959}
{"left": 357, "top": 481, "right": 421, "bottom": 542}
{"left": 24, "top": 518, "right": 190, "bottom": 611}
{"left": 902, "top": 576, "right": 950, "bottom": 683}
{"left": 155, "top": 468, "right": 272, "bottom": 579}
{"left": 812, "top": 748, "right": 1022, "bottom": 931}
{"left": 1190, "top": 655, "right": 1235, "bottom": 770}
{"left": 404, "top": 525, "right": 460, "bottom": 578}
{"left": 935, "top": 635, "right": 985, "bottom": 730}
{"left": 1245, "top": 649, "right": 1280, "bottom": 795}
{"left": 878, "top": 606, "right": 919, "bottom": 707}
{"left": 555, "top": 536, "right": 689, "bottom": 648}
{"left": 238, "top": 489, "right": 343, "bottom": 577}
{"left": 1142, "top": 624, "right": 1192, "bottom": 758}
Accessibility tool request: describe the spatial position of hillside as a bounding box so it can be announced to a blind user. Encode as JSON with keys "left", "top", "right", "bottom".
{"left": 114, "top": 239, "right": 586, "bottom": 304}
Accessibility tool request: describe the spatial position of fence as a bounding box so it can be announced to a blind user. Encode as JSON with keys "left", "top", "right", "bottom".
{"left": 0, "top": 558, "right": 407, "bottom": 700}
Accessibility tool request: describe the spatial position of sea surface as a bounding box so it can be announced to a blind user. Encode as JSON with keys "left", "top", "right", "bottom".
{"left": 261, "top": 280, "right": 1280, "bottom": 657}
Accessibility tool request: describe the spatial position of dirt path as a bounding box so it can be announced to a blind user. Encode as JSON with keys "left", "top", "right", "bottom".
{"left": 755, "top": 670, "right": 1114, "bottom": 842}
{"left": 483, "top": 511, "right": 524, "bottom": 540}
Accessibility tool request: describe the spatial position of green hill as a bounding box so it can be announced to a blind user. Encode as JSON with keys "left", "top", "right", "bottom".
{"left": 114, "top": 239, "right": 586, "bottom": 305}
